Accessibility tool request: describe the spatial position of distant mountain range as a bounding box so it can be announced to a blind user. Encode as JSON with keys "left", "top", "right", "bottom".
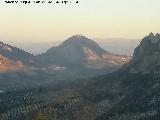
{"left": 0, "top": 35, "right": 131, "bottom": 75}
{"left": 5, "top": 38, "right": 139, "bottom": 56}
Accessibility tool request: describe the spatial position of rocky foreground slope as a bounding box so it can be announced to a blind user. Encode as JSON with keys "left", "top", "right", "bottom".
{"left": 96, "top": 33, "right": 160, "bottom": 120}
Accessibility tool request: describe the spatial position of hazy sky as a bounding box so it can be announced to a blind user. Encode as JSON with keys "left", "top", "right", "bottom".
{"left": 0, "top": 0, "right": 160, "bottom": 43}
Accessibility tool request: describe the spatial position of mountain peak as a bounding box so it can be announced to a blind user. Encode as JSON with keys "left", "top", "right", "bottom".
{"left": 141, "top": 32, "right": 160, "bottom": 44}
{"left": 51, "top": 34, "right": 107, "bottom": 56}
{"left": 61, "top": 35, "right": 105, "bottom": 50}
{"left": 149, "top": 32, "right": 154, "bottom": 37}
{"left": 63, "top": 34, "right": 91, "bottom": 45}
{"left": 125, "top": 33, "right": 160, "bottom": 73}
{"left": 134, "top": 33, "right": 160, "bottom": 57}
{"left": 44, "top": 35, "right": 107, "bottom": 64}
{"left": 69, "top": 34, "right": 87, "bottom": 39}
{"left": 147, "top": 32, "right": 160, "bottom": 37}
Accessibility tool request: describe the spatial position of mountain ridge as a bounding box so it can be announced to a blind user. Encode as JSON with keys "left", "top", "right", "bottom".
{"left": 0, "top": 35, "right": 131, "bottom": 76}
{"left": 0, "top": 41, "right": 34, "bottom": 64}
